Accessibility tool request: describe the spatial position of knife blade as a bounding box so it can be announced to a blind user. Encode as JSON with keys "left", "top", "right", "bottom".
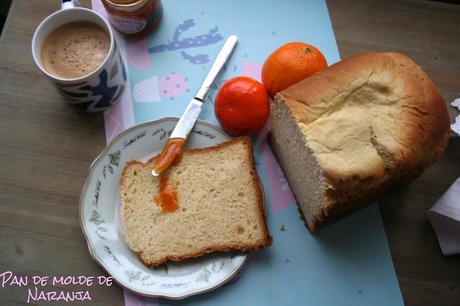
{"left": 152, "top": 35, "right": 238, "bottom": 176}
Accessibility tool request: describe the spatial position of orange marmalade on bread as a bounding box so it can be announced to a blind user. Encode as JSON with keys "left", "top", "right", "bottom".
{"left": 153, "top": 138, "right": 185, "bottom": 174}
{"left": 153, "top": 173, "right": 179, "bottom": 212}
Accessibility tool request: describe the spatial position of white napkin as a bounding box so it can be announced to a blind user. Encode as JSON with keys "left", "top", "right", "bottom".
{"left": 427, "top": 177, "right": 460, "bottom": 255}
{"left": 450, "top": 95, "right": 460, "bottom": 135}
{"left": 426, "top": 95, "right": 460, "bottom": 256}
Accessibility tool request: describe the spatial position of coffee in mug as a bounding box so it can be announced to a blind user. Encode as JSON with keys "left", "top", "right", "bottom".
{"left": 40, "top": 21, "right": 110, "bottom": 79}
{"left": 31, "top": 0, "right": 127, "bottom": 112}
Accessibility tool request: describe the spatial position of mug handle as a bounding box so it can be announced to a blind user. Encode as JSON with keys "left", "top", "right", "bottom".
{"left": 61, "top": 0, "right": 81, "bottom": 10}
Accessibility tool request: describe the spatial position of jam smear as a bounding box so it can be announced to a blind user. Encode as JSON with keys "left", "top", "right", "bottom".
{"left": 153, "top": 173, "right": 179, "bottom": 212}
{"left": 154, "top": 138, "right": 185, "bottom": 174}
{"left": 172, "top": 149, "right": 183, "bottom": 166}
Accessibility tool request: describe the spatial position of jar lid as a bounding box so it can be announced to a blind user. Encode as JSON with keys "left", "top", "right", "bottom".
{"left": 109, "top": 0, "right": 136, "bottom": 3}
{"left": 102, "top": 0, "right": 149, "bottom": 12}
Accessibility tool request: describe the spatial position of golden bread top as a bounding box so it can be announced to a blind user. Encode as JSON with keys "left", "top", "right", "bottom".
{"left": 277, "top": 52, "right": 450, "bottom": 183}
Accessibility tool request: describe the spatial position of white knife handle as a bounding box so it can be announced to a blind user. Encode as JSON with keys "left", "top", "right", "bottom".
{"left": 195, "top": 35, "right": 238, "bottom": 102}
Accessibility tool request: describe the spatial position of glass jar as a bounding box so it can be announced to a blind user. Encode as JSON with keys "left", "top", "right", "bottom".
{"left": 101, "top": 0, "right": 163, "bottom": 36}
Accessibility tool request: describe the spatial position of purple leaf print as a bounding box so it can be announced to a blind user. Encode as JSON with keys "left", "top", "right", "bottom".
{"left": 148, "top": 19, "right": 224, "bottom": 64}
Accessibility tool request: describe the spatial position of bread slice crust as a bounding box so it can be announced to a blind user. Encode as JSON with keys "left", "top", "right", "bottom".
{"left": 120, "top": 137, "right": 272, "bottom": 267}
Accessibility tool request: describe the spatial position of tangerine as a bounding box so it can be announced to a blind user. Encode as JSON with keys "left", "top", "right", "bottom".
{"left": 215, "top": 77, "right": 269, "bottom": 136}
{"left": 262, "top": 42, "right": 328, "bottom": 97}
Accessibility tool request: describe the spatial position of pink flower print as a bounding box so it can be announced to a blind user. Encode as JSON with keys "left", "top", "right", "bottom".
{"left": 126, "top": 38, "right": 152, "bottom": 71}
{"left": 159, "top": 73, "right": 189, "bottom": 100}
{"left": 255, "top": 125, "right": 296, "bottom": 214}
{"left": 242, "top": 61, "right": 262, "bottom": 82}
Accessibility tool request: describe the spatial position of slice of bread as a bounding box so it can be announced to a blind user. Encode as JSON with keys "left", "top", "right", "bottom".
{"left": 120, "top": 137, "right": 271, "bottom": 267}
{"left": 269, "top": 52, "right": 450, "bottom": 233}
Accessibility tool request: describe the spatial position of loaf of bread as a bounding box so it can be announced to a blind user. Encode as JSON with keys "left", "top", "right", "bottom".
{"left": 269, "top": 52, "right": 450, "bottom": 233}
{"left": 120, "top": 137, "right": 271, "bottom": 266}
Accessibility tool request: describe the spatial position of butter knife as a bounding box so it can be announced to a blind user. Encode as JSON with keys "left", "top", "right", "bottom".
{"left": 152, "top": 35, "right": 238, "bottom": 176}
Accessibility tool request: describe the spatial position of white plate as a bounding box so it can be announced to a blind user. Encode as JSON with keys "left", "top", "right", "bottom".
{"left": 79, "top": 117, "right": 248, "bottom": 299}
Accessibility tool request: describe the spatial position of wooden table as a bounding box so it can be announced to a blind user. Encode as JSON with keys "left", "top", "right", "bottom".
{"left": 0, "top": 1, "right": 459, "bottom": 305}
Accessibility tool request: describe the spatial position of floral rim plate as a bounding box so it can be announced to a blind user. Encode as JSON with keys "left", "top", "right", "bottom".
{"left": 79, "top": 117, "right": 250, "bottom": 299}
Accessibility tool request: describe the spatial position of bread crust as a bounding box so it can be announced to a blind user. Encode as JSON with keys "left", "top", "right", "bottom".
{"left": 120, "top": 137, "right": 272, "bottom": 267}
{"left": 270, "top": 51, "right": 450, "bottom": 233}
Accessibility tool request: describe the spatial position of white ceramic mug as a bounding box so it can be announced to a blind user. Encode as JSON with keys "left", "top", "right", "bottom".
{"left": 32, "top": 0, "right": 127, "bottom": 112}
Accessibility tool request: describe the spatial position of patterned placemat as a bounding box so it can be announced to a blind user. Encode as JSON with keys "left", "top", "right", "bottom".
{"left": 92, "top": 1, "right": 404, "bottom": 305}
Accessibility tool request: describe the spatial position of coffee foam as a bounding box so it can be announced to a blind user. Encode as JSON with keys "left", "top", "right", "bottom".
{"left": 41, "top": 21, "right": 110, "bottom": 79}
